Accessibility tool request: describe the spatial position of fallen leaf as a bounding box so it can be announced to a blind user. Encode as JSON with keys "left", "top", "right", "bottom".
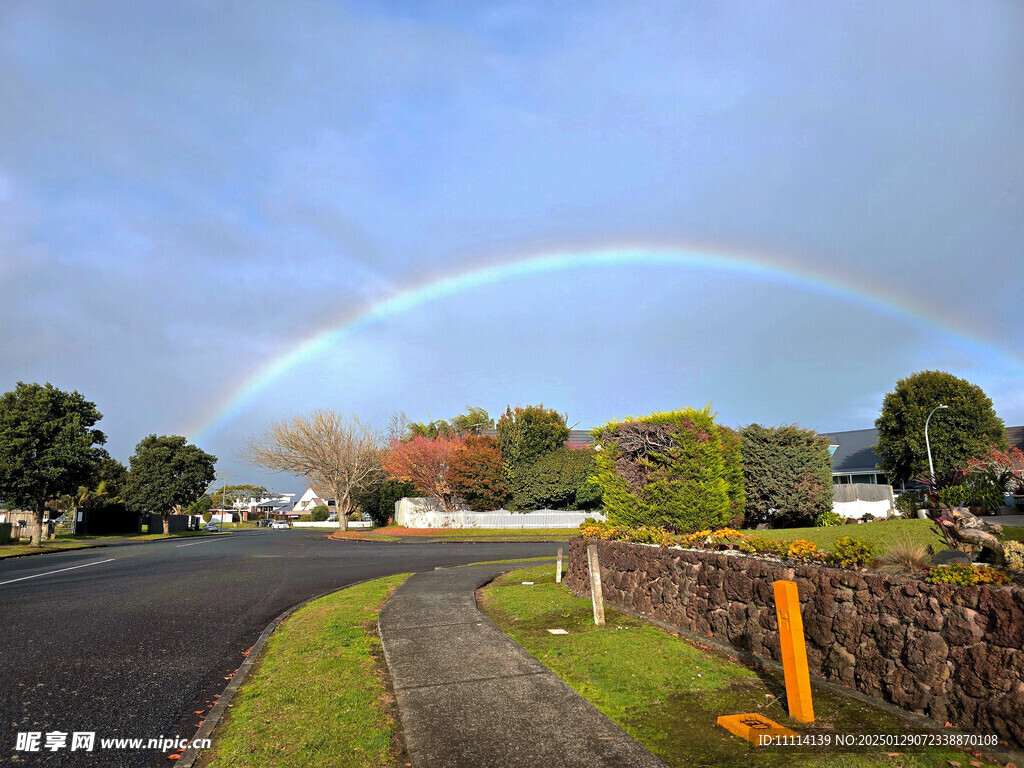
{"left": 168, "top": 756, "right": 180, "bottom": 762}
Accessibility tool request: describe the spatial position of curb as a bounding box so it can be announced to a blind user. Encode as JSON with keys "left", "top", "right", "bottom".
{"left": 177, "top": 578, "right": 375, "bottom": 768}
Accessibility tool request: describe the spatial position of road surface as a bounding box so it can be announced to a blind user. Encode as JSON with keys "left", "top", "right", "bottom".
{"left": 0, "top": 530, "right": 563, "bottom": 766}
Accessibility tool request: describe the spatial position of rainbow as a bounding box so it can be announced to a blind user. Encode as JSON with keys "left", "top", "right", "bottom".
{"left": 187, "top": 245, "right": 1019, "bottom": 442}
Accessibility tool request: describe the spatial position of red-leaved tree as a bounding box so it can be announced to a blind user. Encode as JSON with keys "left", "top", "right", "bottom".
{"left": 381, "top": 436, "right": 465, "bottom": 514}
{"left": 966, "top": 446, "right": 1024, "bottom": 492}
{"left": 450, "top": 435, "right": 508, "bottom": 511}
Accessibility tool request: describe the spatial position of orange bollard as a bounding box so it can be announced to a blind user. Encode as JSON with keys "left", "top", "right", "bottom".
{"left": 773, "top": 580, "right": 814, "bottom": 722}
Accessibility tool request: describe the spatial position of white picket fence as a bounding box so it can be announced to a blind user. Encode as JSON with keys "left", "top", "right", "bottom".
{"left": 394, "top": 497, "right": 605, "bottom": 529}
{"left": 292, "top": 520, "right": 372, "bottom": 529}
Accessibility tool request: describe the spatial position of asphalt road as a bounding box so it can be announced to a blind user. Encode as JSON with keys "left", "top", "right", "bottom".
{"left": 0, "top": 530, "right": 563, "bottom": 767}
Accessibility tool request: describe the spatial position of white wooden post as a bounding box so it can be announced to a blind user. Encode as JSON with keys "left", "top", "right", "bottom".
{"left": 586, "top": 543, "right": 605, "bottom": 627}
{"left": 556, "top": 547, "right": 563, "bottom": 583}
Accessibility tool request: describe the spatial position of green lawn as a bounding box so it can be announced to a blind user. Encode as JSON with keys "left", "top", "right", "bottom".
{"left": 738, "top": 517, "right": 1024, "bottom": 554}
{"left": 738, "top": 519, "right": 947, "bottom": 554}
{"left": 200, "top": 574, "right": 409, "bottom": 768}
{"left": 479, "top": 564, "right": 1002, "bottom": 768}
{"left": 0, "top": 540, "right": 100, "bottom": 558}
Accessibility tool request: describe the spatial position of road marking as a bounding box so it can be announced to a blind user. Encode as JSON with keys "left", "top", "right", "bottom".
{"left": 0, "top": 558, "right": 115, "bottom": 587}
{"left": 176, "top": 538, "right": 232, "bottom": 548}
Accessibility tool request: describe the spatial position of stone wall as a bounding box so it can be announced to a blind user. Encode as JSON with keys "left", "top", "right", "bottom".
{"left": 565, "top": 538, "right": 1024, "bottom": 747}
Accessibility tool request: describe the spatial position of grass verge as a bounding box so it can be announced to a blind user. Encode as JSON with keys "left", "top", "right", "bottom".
{"left": 0, "top": 540, "right": 100, "bottom": 558}
{"left": 200, "top": 574, "right": 409, "bottom": 768}
{"left": 479, "top": 564, "right": 1003, "bottom": 768}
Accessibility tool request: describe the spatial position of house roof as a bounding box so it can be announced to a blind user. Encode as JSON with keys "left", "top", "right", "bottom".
{"left": 257, "top": 498, "right": 292, "bottom": 510}
{"left": 823, "top": 424, "right": 1024, "bottom": 474}
{"left": 821, "top": 428, "right": 882, "bottom": 474}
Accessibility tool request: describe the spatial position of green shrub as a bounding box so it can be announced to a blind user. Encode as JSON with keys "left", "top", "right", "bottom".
{"left": 513, "top": 447, "right": 600, "bottom": 511}
{"left": 311, "top": 504, "right": 330, "bottom": 522}
{"left": 739, "top": 423, "right": 833, "bottom": 528}
{"left": 815, "top": 510, "right": 842, "bottom": 527}
{"left": 925, "top": 563, "right": 1012, "bottom": 586}
{"left": 592, "top": 406, "right": 743, "bottom": 532}
{"left": 827, "top": 536, "right": 876, "bottom": 569}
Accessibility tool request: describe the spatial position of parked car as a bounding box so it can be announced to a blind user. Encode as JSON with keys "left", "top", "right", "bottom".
{"left": 271, "top": 520, "right": 290, "bottom": 530}
{"left": 202, "top": 524, "right": 220, "bottom": 532}
{"left": 326, "top": 514, "right": 337, "bottom": 522}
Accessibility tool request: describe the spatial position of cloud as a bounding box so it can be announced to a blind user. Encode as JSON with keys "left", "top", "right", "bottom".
{"left": 0, "top": 0, "right": 1021, "bottom": 483}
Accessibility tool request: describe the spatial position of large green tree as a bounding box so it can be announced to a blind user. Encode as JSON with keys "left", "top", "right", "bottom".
{"left": 496, "top": 404, "right": 570, "bottom": 504}
{"left": 0, "top": 382, "right": 106, "bottom": 545}
{"left": 740, "top": 424, "right": 833, "bottom": 527}
{"left": 875, "top": 371, "right": 1006, "bottom": 485}
{"left": 124, "top": 435, "right": 217, "bottom": 534}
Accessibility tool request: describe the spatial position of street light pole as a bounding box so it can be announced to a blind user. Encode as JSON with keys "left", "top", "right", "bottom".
{"left": 925, "top": 404, "right": 949, "bottom": 481}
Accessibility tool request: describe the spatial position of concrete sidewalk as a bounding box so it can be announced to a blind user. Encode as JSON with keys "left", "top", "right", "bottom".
{"left": 378, "top": 562, "right": 666, "bottom": 768}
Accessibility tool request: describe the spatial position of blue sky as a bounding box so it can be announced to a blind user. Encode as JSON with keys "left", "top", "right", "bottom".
{"left": 1, "top": 1, "right": 1022, "bottom": 491}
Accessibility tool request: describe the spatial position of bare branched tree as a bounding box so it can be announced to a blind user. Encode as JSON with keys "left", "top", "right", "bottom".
{"left": 386, "top": 411, "right": 410, "bottom": 445}
{"left": 242, "top": 411, "right": 384, "bottom": 532}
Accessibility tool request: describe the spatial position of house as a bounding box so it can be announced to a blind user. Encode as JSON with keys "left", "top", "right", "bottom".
{"left": 292, "top": 487, "right": 334, "bottom": 515}
{"left": 234, "top": 493, "right": 296, "bottom": 521}
{"left": 823, "top": 425, "right": 1024, "bottom": 492}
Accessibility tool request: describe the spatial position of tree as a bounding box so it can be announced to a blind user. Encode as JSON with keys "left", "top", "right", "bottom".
{"left": 449, "top": 435, "right": 508, "bottom": 511}
{"left": 740, "top": 424, "right": 834, "bottom": 528}
{"left": 0, "top": 382, "right": 106, "bottom": 546}
{"left": 591, "top": 406, "right": 744, "bottom": 531}
{"left": 186, "top": 495, "right": 214, "bottom": 516}
{"left": 91, "top": 456, "right": 128, "bottom": 499}
{"left": 966, "top": 446, "right": 1024, "bottom": 493}
{"left": 124, "top": 435, "right": 218, "bottom": 534}
{"left": 513, "top": 446, "right": 600, "bottom": 511}
{"left": 381, "top": 436, "right": 464, "bottom": 515}
{"left": 406, "top": 406, "right": 493, "bottom": 440}
{"left": 208, "top": 484, "right": 270, "bottom": 509}
{"left": 243, "top": 411, "right": 383, "bottom": 532}
{"left": 875, "top": 371, "right": 1006, "bottom": 485}
{"left": 353, "top": 478, "right": 417, "bottom": 526}
{"left": 496, "top": 404, "right": 570, "bottom": 502}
